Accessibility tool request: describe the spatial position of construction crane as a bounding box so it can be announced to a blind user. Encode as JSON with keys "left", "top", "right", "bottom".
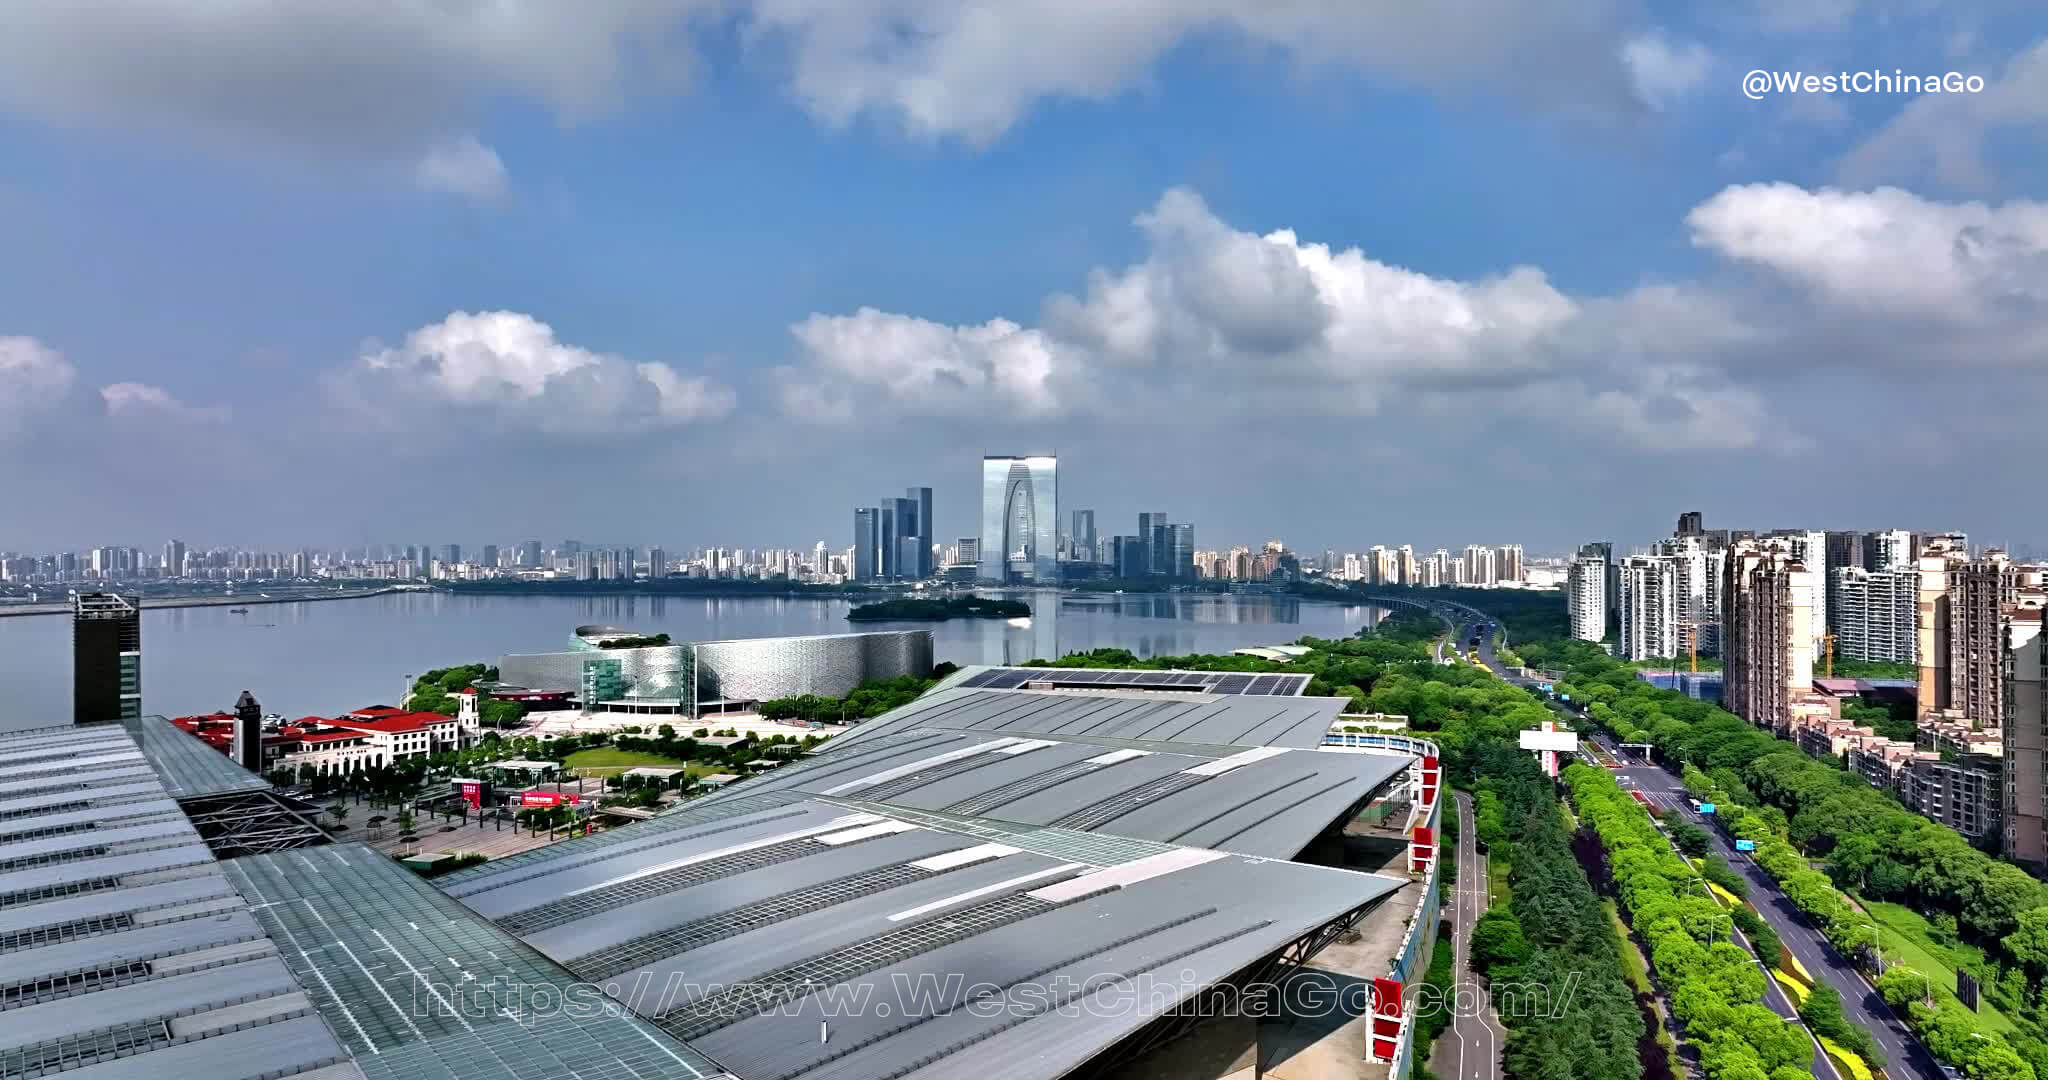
{"left": 1824, "top": 632, "right": 1835, "bottom": 678}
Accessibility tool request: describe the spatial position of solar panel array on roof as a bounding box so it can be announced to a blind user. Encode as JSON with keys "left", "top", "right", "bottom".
{"left": 0, "top": 722, "right": 354, "bottom": 1080}
{"left": 818, "top": 686, "right": 1348, "bottom": 755}
{"left": 119, "top": 714, "right": 273, "bottom": 799}
{"left": 223, "top": 845, "right": 735, "bottom": 1080}
{"left": 953, "top": 666, "right": 1312, "bottom": 696}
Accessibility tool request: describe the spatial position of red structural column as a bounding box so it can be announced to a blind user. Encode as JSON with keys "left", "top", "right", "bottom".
{"left": 1368, "top": 976, "right": 1406, "bottom": 1061}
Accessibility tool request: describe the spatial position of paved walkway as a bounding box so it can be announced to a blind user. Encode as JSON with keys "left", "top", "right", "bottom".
{"left": 1428, "top": 792, "right": 1506, "bottom": 1080}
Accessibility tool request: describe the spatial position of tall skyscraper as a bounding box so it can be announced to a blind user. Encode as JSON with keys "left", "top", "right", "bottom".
{"left": 906, "top": 486, "right": 934, "bottom": 578}
{"left": 1676, "top": 511, "right": 1705, "bottom": 537}
{"left": 854, "top": 508, "right": 880, "bottom": 582}
{"left": 1112, "top": 536, "right": 1146, "bottom": 579}
{"left": 1567, "top": 554, "right": 1608, "bottom": 642}
{"left": 163, "top": 539, "right": 187, "bottom": 580}
{"left": 1832, "top": 565, "right": 1917, "bottom": 664}
{"left": 649, "top": 548, "right": 668, "bottom": 578}
{"left": 1070, "top": 510, "right": 1097, "bottom": 563}
{"left": 481, "top": 544, "right": 499, "bottom": 569}
{"left": 443, "top": 543, "right": 461, "bottom": 566}
{"left": 1776, "top": 530, "right": 1828, "bottom": 647}
{"left": 1169, "top": 524, "right": 1195, "bottom": 579}
{"left": 979, "top": 455, "right": 1058, "bottom": 584}
{"left": 1722, "top": 540, "right": 1818, "bottom": 730}
{"left": 73, "top": 591, "right": 141, "bottom": 724}
{"left": 1917, "top": 545, "right": 2042, "bottom": 725}
{"left": 520, "top": 539, "right": 543, "bottom": 567}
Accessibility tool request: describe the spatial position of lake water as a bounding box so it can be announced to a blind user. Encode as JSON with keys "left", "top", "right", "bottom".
{"left": 0, "top": 591, "right": 1388, "bottom": 730}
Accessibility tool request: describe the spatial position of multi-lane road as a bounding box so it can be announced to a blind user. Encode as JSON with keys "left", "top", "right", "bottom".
{"left": 1601, "top": 738, "right": 1946, "bottom": 1080}
{"left": 1439, "top": 606, "right": 1936, "bottom": 1080}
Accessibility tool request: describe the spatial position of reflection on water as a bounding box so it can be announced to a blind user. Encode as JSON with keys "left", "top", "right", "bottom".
{"left": 0, "top": 590, "right": 1386, "bottom": 729}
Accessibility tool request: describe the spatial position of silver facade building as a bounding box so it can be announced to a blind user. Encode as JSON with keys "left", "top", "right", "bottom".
{"left": 979, "top": 454, "right": 1058, "bottom": 584}
{"left": 498, "top": 629, "right": 934, "bottom": 718}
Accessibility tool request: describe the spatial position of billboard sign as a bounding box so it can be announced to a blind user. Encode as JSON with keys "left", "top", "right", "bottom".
{"left": 1518, "top": 728, "right": 1580, "bottom": 753}
{"left": 1735, "top": 839, "right": 1755, "bottom": 852}
{"left": 520, "top": 790, "right": 581, "bottom": 808}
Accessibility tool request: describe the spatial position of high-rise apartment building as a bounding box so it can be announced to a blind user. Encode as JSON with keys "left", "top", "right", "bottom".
{"left": 1461, "top": 545, "right": 1496, "bottom": 587}
{"left": 519, "top": 539, "right": 543, "bottom": 567}
{"left": 1949, "top": 551, "right": 2022, "bottom": 725}
{"left": 1619, "top": 555, "right": 1678, "bottom": 661}
{"left": 1567, "top": 554, "right": 1608, "bottom": 642}
{"left": 1368, "top": 546, "right": 1395, "bottom": 585}
{"left": 1676, "top": 511, "right": 1705, "bottom": 537}
{"left": 1653, "top": 536, "right": 1724, "bottom": 657}
{"left": 481, "top": 544, "right": 498, "bottom": 568}
{"left": 979, "top": 455, "right": 1058, "bottom": 584}
{"left": 1495, "top": 544, "right": 1523, "bottom": 585}
{"left": 1721, "top": 540, "right": 1818, "bottom": 731}
{"left": 1776, "top": 530, "right": 1828, "bottom": 647}
{"left": 1398, "top": 545, "right": 1418, "bottom": 586}
{"left": 73, "top": 591, "right": 141, "bottom": 724}
{"left": 1824, "top": 531, "right": 1866, "bottom": 587}
{"left": 1869, "top": 529, "right": 1914, "bottom": 571}
{"left": 648, "top": 548, "right": 668, "bottom": 578}
{"left": 443, "top": 544, "right": 462, "bottom": 566}
{"left": 1832, "top": 566, "right": 1918, "bottom": 664}
{"left": 163, "top": 539, "right": 187, "bottom": 580}
{"left": 1580, "top": 541, "right": 1619, "bottom": 628}
{"left": 2006, "top": 608, "right": 2048, "bottom": 867}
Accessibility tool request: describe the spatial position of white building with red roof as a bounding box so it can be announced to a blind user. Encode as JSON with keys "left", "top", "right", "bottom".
{"left": 276, "top": 694, "right": 484, "bottom": 775}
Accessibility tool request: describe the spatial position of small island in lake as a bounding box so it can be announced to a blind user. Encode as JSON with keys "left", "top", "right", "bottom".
{"left": 846, "top": 597, "right": 1031, "bottom": 622}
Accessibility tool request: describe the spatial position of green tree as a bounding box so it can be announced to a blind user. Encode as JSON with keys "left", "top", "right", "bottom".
{"left": 1470, "top": 909, "right": 1529, "bottom": 971}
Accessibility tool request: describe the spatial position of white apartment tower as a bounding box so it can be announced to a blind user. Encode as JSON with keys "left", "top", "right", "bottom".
{"left": 1619, "top": 555, "right": 1679, "bottom": 661}
{"left": 1568, "top": 554, "right": 1608, "bottom": 643}
{"left": 1832, "top": 566, "right": 1917, "bottom": 664}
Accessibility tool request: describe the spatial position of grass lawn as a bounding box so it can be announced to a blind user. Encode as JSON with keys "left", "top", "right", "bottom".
{"left": 1488, "top": 855, "right": 1512, "bottom": 910}
{"left": 1864, "top": 901, "right": 2018, "bottom": 1033}
{"left": 561, "top": 748, "right": 699, "bottom": 777}
{"left": 1607, "top": 899, "right": 1680, "bottom": 1062}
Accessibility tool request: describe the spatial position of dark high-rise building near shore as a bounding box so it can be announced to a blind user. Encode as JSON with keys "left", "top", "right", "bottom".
{"left": 906, "top": 486, "right": 934, "bottom": 578}
{"left": 73, "top": 591, "right": 141, "bottom": 724}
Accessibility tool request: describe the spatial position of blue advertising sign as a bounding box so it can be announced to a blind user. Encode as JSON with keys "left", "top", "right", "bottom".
{"left": 1698, "top": 802, "right": 1716, "bottom": 815}
{"left": 1735, "top": 839, "right": 1755, "bottom": 852}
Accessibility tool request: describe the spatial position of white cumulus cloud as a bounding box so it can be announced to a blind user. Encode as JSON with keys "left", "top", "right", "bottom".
{"left": 782, "top": 180, "right": 2048, "bottom": 453}
{"left": 1687, "top": 182, "right": 2048, "bottom": 325}
{"left": 335, "top": 310, "right": 734, "bottom": 435}
{"left": 781, "top": 188, "right": 1772, "bottom": 450}
{"left": 0, "top": 336, "right": 76, "bottom": 437}
{"left": 100, "top": 382, "right": 230, "bottom": 423}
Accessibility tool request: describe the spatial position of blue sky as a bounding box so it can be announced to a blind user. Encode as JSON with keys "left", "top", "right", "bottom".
{"left": 2, "top": 2, "right": 2044, "bottom": 555}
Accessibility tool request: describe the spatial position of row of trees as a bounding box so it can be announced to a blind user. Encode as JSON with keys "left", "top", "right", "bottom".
{"left": 1530, "top": 639, "right": 2048, "bottom": 1080}
{"left": 756, "top": 666, "right": 959, "bottom": 722}
{"left": 1569, "top": 763, "right": 1875, "bottom": 1079}
{"left": 1486, "top": 750, "right": 1648, "bottom": 1080}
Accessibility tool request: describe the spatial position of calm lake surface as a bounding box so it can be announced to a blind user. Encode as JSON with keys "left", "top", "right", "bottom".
{"left": 0, "top": 591, "right": 1389, "bottom": 730}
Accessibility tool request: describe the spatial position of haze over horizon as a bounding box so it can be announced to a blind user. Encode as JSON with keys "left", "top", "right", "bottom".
{"left": 2, "top": 3, "right": 2044, "bottom": 551}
